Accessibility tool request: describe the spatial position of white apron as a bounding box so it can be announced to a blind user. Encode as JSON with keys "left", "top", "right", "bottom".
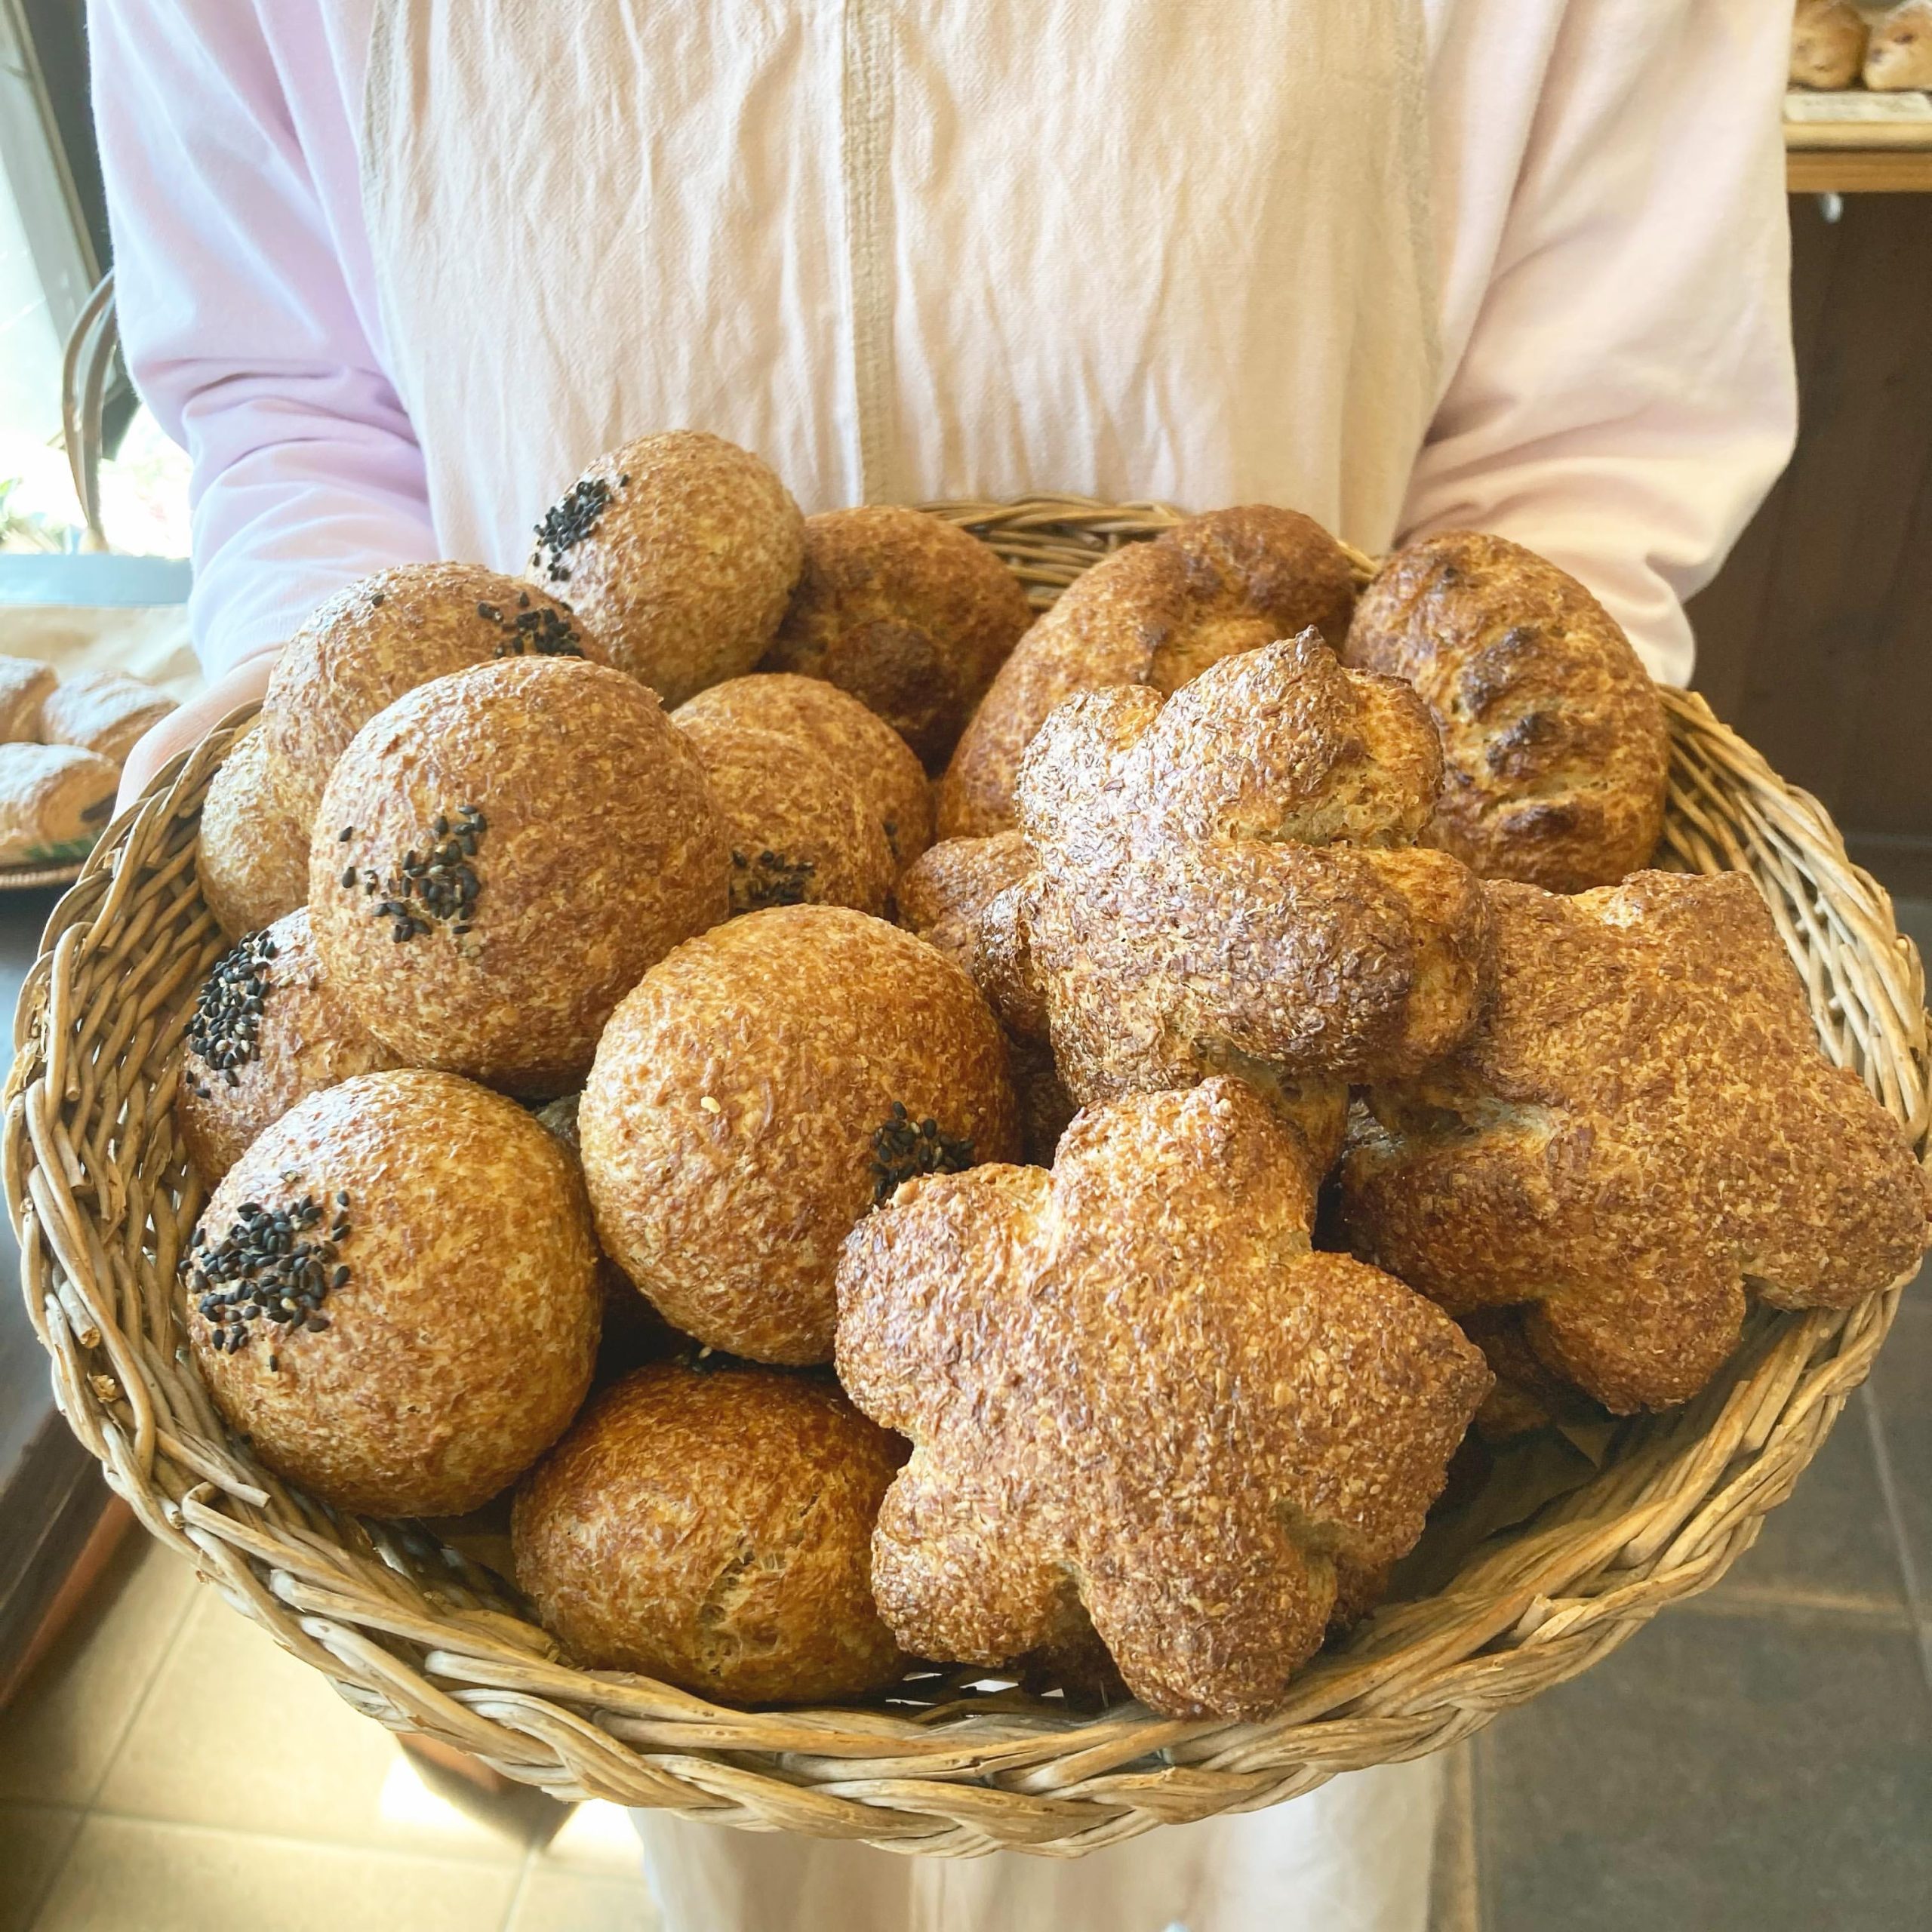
{"left": 358, "top": 5, "right": 1443, "bottom": 1927}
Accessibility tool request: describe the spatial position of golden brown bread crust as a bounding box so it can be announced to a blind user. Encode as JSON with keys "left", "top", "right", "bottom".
{"left": 1340, "top": 872, "right": 1932, "bottom": 1414}
{"left": 311, "top": 658, "right": 728, "bottom": 1097}
{"left": 673, "top": 672, "right": 934, "bottom": 866}
{"left": 0, "top": 742, "right": 117, "bottom": 864}
{"left": 512, "top": 1363, "right": 906, "bottom": 1704}
{"left": 761, "top": 506, "right": 1035, "bottom": 770}
{"left": 1343, "top": 531, "right": 1669, "bottom": 894}
{"left": 186, "top": 1070, "right": 599, "bottom": 1517}
{"left": 0, "top": 657, "right": 56, "bottom": 742}
{"left": 677, "top": 717, "right": 894, "bottom": 918}
{"left": 1016, "top": 634, "right": 1493, "bottom": 1103}
{"left": 178, "top": 909, "right": 403, "bottom": 1186}
{"left": 198, "top": 729, "right": 309, "bottom": 942}
{"left": 1866, "top": 0, "right": 1932, "bottom": 88}
{"left": 835, "top": 1078, "right": 1490, "bottom": 1719}
{"left": 580, "top": 905, "right": 1020, "bottom": 1364}
{"left": 527, "top": 432, "right": 804, "bottom": 708}
{"left": 938, "top": 506, "right": 1357, "bottom": 839}
{"left": 1791, "top": 0, "right": 1868, "bottom": 87}
{"left": 260, "top": 563, "right": 602, "bottom": 834}
{"left": 38, "top": 670, "right": 177, "bottom": 764}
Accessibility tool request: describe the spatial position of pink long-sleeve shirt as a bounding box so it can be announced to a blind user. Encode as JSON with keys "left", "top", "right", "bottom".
{"left": 91, "top": 1, "right": 1796, "bottom": 685}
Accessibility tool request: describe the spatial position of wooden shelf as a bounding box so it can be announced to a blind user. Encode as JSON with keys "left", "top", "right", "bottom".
{"left": 1788, "top": 145, "right": 1932, "bottom": 192}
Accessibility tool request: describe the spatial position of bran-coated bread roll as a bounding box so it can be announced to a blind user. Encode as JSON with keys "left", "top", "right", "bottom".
{"left": 528, "top": 432, "right": 804, "bottom": 708}
{"left": 0, "top": 742, "right": 116, "bottom": 866}
{"left": 198, "top": 730, "right": 309, "bottom": 941}
{"left": 678, "top": 716, "right": 894, "bottom": 918}
{"left": 311, "top": 657, "right": 728, "bottom": 1097}
{"left": 184, "top": 1069, "right": 599, "bottom": 1518}
{"left": 0, "top": 657, "right": 56, "bottom": 743}
{"left": 674, "top": 672, "right": 934, "bottom": 865}
{"left": 1866, "top": 0, "right": 1932, "bottom": 86}
{"left": 512, "top": 1363, "right": 906, "bottom": 1704}
{"left": 38, "top": 670, "right": 177, "bottom": 765}
{"left": 939, "top": 506, "right": 1358, "bottom": 839}
{"left": 580, "top": 904, "right": 1020, "bottom": 1364}
{"left": 1343, "top": 531, "right": 1669, "bottom": 893}
{"left": 178, "top": 909, "right": 403, "bottom": 1186}
{"left": 260, "top": 563, "right": 602, "bottom": 834}
{"left": 1792, "top": 0, "right": 1869, "bottom": 87}
{"left": 761, "top": 506, "right": 1035, "bottom": 770}
{"left": 835, "top": 1078, "right": 1490, "bottom": 1719}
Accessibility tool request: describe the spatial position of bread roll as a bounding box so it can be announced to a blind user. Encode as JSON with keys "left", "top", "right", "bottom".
{"left": 674, "top": 672, "right": 934, "bottom": 865}
{"left": 1792, "top": 0, "right": 1869, "bottom": 87}
{"left": 0, "top": 657, "right": 56, "bottom": 743}
{"left": 260, "top": 563, "right": 602, "bottom": 833}
{"left": 835, "top": 1078, "right": 1490, "bottom": 1719}
{"left": 178, "top": 909, "right": 403, "bottom": 1186}
{"left": 1344, "top": 531, "right": 1669, "bottom": 893}
{"left": 580, "top": 904, "right": 1019, "bottom": 1364}
{"left": 513, "top": 1363, "right": 905, "bottom": 1703}
{"left": 1866, "top": 0, "right": 1932, "bottom": 86}
{"left": 528, "top": 431, "right": 803, "bottom": 707}
{"left": 1341, "top": 871, "right": 1932, "bottom": 1414}
{"left": 198, "top": 729, "right": 309, "bottom": 942}
{"left": 184, "top": 1069, "right": 599, "bottom": 1518}
{"left": 762, "top": 506, "right": 1034, "bottom": 769}
{"left": 678, "top": 717, "right": 894, "bottom": 918}
{"left": 311, "top": 658, "right": 728, "bottom": 1096}
{"left": 0, "top": 742, "right": 115, "bottom": 866}
{"left": 38, "top": 670, "right": 177, "bottom": 765}
{"left": 938, "top": 506, "right": 1357, "bottom": 840}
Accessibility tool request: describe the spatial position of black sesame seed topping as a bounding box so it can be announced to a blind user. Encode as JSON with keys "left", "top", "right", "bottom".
{"left": 529, "top": 475, "right": 614, "bottom": 583}
{"left": 337, "top": 825, "right": 355, "bottom": 842}
{"left": 868, "top": 1103, "right": 976, "bottom": 1204}
{"left": 186, "top": 929, "right": 280, "bottom": 1080}
{"left": 180, "top": 1192, "right": 352, "bottom": 1352}
{"left": 364, "top": 804, "right": 486, "bottom": 944}
{"left": 731, "top": 848, "right": 814, "bottom": 913}
{"left": 369, "top": 591, "right": 385, "bottom": 608}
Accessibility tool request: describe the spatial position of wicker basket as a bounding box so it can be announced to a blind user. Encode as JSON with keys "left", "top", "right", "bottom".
{"left": 5, "top": 501, "right": 1927, "bottom": 1860}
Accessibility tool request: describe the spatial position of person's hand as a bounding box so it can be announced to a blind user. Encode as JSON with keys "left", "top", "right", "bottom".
{"left": 115, "top": 651, "right": 281, "bottom": 813}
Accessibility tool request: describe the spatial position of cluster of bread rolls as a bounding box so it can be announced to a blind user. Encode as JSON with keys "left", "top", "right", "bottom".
{"left": 1792, "top": 1, "right": 1932, "bottom": 91}
{"left": 176, "top": 429, "right": 1928, "bottom": 1723}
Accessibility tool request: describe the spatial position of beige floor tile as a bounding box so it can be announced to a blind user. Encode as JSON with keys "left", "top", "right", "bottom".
{"left": 96, "top": 1589, "right": 555, "bottom": 1861}
{"left": 0, "top": 1803, "right": 84, "bottom": 1932}
{"left": 506, "top": 1866, "right": 661, "bottom": 1932}
{"left": 33, "top": 1814, "right": 516, "bottom": 1932}
{"left": 538, "top": 1801, "right": 645, "bottom": 1878}
{"left": 0, "top": 1536, "right": 198, "bottom": 1806}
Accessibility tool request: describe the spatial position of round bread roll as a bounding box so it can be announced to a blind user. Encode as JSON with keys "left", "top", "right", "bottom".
{"left": 0, "top": 742, "right": 116, "bottom": 866}
{"left": 673, "top": 672, "right": 934, "bottom": 865}
{"left": 939, "top": 506, "right": 1358, "bottom": 841}
{"left": 38, "top": 670, "right": 177, "bottom": 765}
{"left": 1792, "top": 0, "right": 1869, "bottom": 87}
{"left": 0, "top": 657, "right": 56, "bottom": 743}
{"left": 178, "top": 909, "right": 403, "bottom": 1186}
{"left": 761, "top": 506, "right": 1034, "bottom": 770}
{"left": 1343, "top": 531, "right": 1669, "bottom": 894}
{"left": 678, "top": 716, "right": 893, "bottom": 918}
{"left": 198, "top": 730, "right": 309, "bottom": 942}
{"left": 527, "top": 432, "right": 804, "bottom": 708}
{"left": 1867, "top": 0, "right": 1932, "bottom": 88}
{"left": 260, "top": 563, "right": 602, "bottom": 834}
{"left": 183, "top": 1069, "right": 599, "bottom": 1518}
{"left": 580, "top": 905, "right": 1020, "bottom": 1364}
{"left": 311, "top": 657, "right": 728, "bottom": 1097}
{"left": 512, "top": 1362, "right": 906, "bottom": 1704}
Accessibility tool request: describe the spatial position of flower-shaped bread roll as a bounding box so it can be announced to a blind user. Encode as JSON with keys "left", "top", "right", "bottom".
{"left": 835, "top": 1078, "right": 1491, "bottom": 1720}
{"left": 1342, "top": 872, "right": 1932, "bottom": 1414}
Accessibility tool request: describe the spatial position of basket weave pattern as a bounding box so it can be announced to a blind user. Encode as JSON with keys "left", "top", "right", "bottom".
{"left": 5, "top": 502, "right": 1927, "bottom": 1857}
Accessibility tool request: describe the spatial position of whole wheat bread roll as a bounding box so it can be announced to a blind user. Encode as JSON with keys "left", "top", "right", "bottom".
{"left": 260, "top": 563, "right": 601, "bottom": 834}
{"left": 938, "top": 506, "right": 1356, "bottom": 840}
{"left": 311, "top": 657, "right": 728, "bottom": 1096}
{"left": 835, "top": 1078, "right": 1490, "bottom": 1720}
{"left": 513, "top": 1363, "right": 906, "bottom": 1704}
{"left": 1341, "top": 871, "right": 1932, "bottom": 1414}
{"left": 184, "top": 1069, "right": 599, "bottom": 1518}
{"left": 1343, "top": 531, "right": 1669, "bottom": 893}
{"left": 762, "top": 506, "right": 1034, "bottom": 769}
{"left": 0, "top": 657, "right": 56, "bottom": 743}
{"left": 197, "top": 730, "right": 309, "bottom": 941}
{"left": 177, "top": 909, "right": 403, "bottom": 1186}
{"left": 678, "top": 716, "right": 894, "bottom": 918}
{"left": 580, "top": 904, "right": 1019, "bottom": 1364}
{"left": 38, "top": 670, "right": 177, "bottom": 765}
{"left": 528, "top": 431, "right": 804, "bottom": 707}
{"left": 0, "top": 742, "right": 115, "bottom": 865}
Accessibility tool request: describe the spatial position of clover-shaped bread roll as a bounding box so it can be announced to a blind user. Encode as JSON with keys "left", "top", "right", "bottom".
{"left": 938, "top": 506, "right": 1357, "bottom": 839}
{"left": 1343, "top": 531, "right": 1669, "bottom": 893}
{"left": 836, "top": 1078, "right": 1491, "bottom": 1720}
{"left": 1017, "top": 632, "right": 1493, "bottom": 1110}
{"left": 1341, "top": 872, "right": 1932, "bottom": 1415}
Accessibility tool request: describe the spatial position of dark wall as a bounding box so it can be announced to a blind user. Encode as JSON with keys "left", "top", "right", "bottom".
{"left": 1688, "top": 193, "right": 1932, "bottom": 889}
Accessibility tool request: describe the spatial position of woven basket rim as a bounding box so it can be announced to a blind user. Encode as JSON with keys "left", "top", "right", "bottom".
{"left": 5, "top": 497, "right": 1927, "bottom": 1857}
